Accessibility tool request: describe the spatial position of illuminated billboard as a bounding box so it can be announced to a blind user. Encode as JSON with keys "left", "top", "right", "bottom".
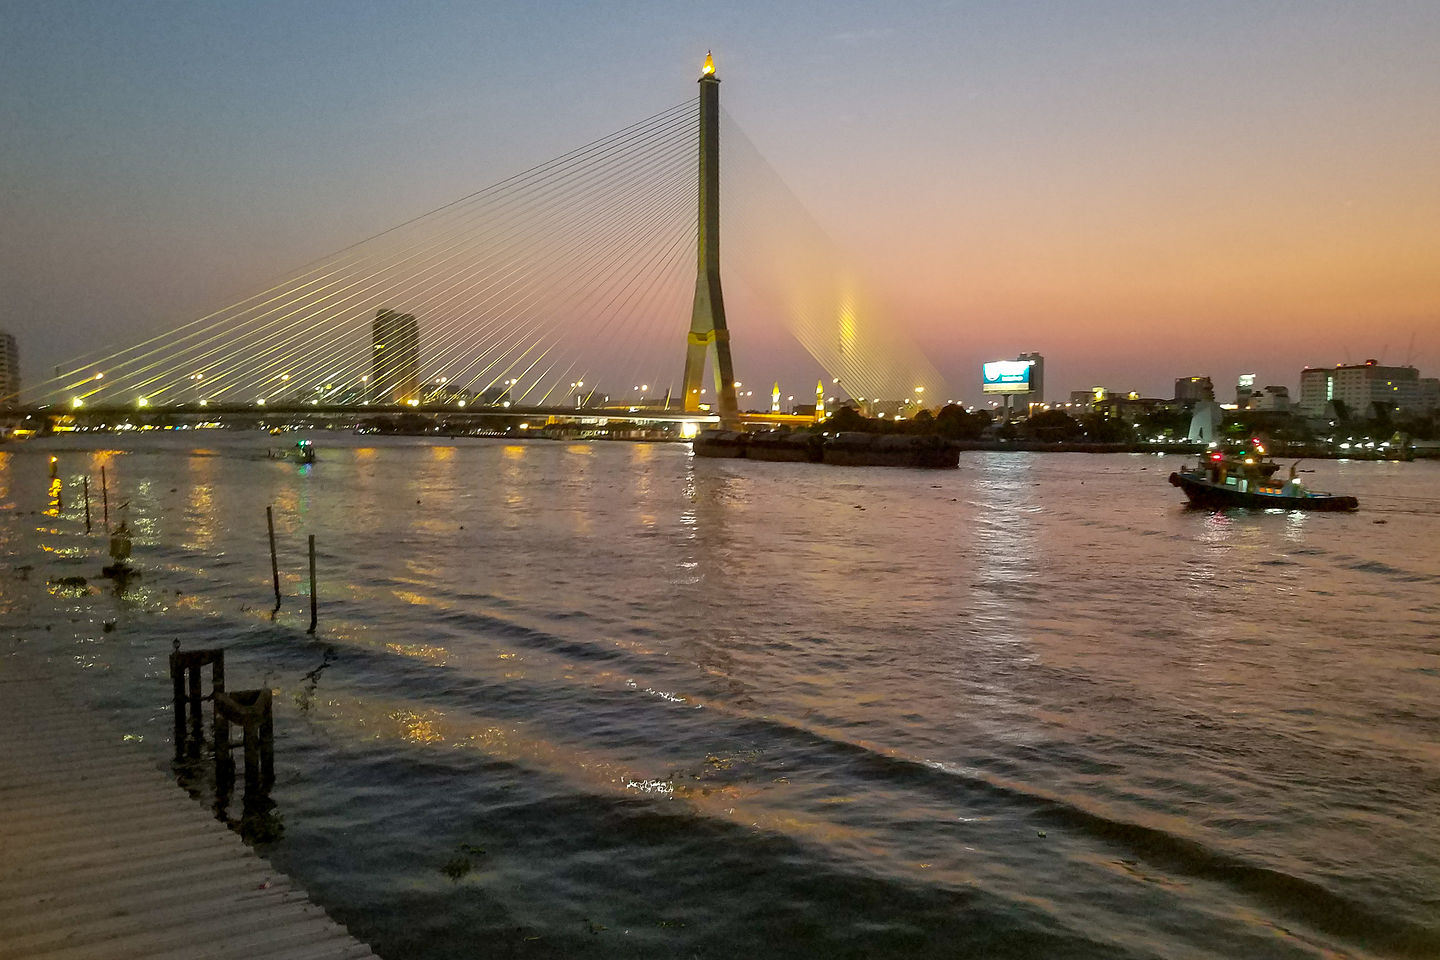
{"left": 982, "top": 359, "right": 1034, "bottom": 394}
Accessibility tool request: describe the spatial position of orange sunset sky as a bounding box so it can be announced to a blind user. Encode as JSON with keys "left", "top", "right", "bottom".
{"left": 2, "top": 1, "right": 1437, "bottom": 403}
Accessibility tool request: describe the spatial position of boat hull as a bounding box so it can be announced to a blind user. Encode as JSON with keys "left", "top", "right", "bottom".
{"left": 1168, "top": 472, "right": 1357, "bottom": 511}
{"left": 691, "top": 430, "right": 959, "bottom": 468}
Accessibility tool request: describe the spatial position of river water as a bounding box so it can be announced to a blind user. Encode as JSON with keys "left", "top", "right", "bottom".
{"left": 2, "top": 434, "right": 1438, "bottom": 959}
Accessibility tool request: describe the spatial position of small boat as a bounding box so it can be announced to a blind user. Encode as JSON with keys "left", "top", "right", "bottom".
{"left": 268, "top": 439, "right": 315, "bottom": 464}
{"left": 1168, "top": 444, "right": 1357, "bottom": 511}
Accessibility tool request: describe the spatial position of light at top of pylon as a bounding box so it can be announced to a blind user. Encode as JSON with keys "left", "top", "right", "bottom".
{"left": 702, "top": 51, "right": 715, "bottom": 76}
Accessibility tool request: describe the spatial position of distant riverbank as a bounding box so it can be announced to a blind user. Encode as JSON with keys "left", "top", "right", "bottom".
{"left": 947, "top": 439, "right": 1435, "bottom": 459}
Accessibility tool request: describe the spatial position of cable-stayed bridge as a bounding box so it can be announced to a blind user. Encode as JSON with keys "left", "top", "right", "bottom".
{"left": 20, "top": 57, "right": 946, "bottom": 428}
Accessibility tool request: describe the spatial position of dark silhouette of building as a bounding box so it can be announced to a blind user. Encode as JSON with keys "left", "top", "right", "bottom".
{"left": 0, "top": 331, "right": 18, "bottom": 406}
{"left": 1173, "top": 376, "right": 1214, "bottom": 402}
{"left": 1016, "top": 352, "right": 1044, "bottom": 403}
{"left": 371, "top": 309, "right": 419, "bottom": 404}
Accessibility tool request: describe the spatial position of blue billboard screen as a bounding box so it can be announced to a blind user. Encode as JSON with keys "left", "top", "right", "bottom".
{"left": 982, "top": 360, "right": 1034, "bottom": 394}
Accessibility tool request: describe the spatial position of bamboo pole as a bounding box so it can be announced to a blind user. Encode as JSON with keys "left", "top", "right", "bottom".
{"left": 307, "top": 535, "right": 317, "bottom": 634}
{"left": 267, "top": 506, "right": 281, "bottom": 610}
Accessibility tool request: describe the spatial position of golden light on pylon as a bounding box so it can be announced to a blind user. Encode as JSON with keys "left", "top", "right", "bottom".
{"left": 702, "top": 51, "right": 715, "bottom": 76}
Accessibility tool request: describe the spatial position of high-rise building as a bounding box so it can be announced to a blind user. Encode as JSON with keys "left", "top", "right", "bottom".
{"left": 0, "top": 331, "right": 18, "bottom": 406}
{"left": 1236, "top": 373, "right": 1256, "bottom": 408}
{"left": 1247, "top": 385, "right": 1291, "bottom": 412}
{"left": 1173, "top": 376, "right": 1214, "bottom": 403}
{"left": 1297, "top": 368, "right": 1333, "bottom": 416}
{"left": 371, "top": 309, "right": 419, "bottom": 404}
{"left": 1298, "top": 360, "right": 1420, "bottom": 417}
{"left": 1419, "top": 378, "right": 1440, "bottom": 412}
{"left": 1016, "top": 352, "right": 1044, "bottom": 403}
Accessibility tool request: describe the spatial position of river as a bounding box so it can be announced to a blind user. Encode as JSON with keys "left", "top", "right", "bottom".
{"left": 2, "top": 433, "right": 1438, "bottom": 959}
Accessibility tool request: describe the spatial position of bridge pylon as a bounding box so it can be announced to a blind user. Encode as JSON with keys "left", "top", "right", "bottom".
{"left": 682, "top": 52, "right": 740, "bottom": 425}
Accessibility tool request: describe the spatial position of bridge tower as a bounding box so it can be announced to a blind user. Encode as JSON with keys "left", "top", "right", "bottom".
{"left": 682, "top": 52, "right": 740, "bottom": 421}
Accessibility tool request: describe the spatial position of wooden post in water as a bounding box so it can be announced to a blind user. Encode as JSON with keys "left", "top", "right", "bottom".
{"left": 307, "top": 535, "right": 317, "bottom": 634}
{"left": 266, "top": 506, "right": 281, "bottom": 610}
{"left": 101, "top": 466, "right": 109, "bottom": 529}
{"left": 215, "top": 688, "right": 275, "bottom": 799}
{"left": 171, "top": 650, "right": 185, "bottom": 753}
{"left": 83, "top": 477, "right": 92, "bottom": 533}
{"left": 187, "top": 658, "right": 204, "bottom": 754}
{"left": 168, "top": 645, "right": 225, "bottom": 761}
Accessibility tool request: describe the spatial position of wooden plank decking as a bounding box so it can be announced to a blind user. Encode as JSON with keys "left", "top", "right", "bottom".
{"left": 0, "top": 654, "right": 378, "bottom": 960}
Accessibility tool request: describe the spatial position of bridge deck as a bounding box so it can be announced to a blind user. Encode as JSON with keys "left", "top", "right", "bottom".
{"left": 0, "top": 653, "right": 377, "bottom": 960}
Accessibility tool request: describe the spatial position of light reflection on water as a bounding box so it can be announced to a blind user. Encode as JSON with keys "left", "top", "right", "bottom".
{"left": 2, "top": 435, "right": 1439, "bottom": 960}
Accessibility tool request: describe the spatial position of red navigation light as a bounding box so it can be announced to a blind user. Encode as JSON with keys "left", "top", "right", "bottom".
{"left": 1211, "top": 453, "right": 1223, "bottom": 461}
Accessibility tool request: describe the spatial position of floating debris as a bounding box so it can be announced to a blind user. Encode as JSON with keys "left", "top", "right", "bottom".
{"left": 440, "top": 842, "right": 486, "bottom": 881}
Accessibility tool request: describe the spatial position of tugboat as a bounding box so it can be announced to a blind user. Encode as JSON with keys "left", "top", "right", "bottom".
{"left": 1168, "top": 442, "right": 1358, "bottom": 511}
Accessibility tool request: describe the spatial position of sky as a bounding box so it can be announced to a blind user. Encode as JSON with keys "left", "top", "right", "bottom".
{"left": 2, "top": 0, "right": 1438, "bottom": 405}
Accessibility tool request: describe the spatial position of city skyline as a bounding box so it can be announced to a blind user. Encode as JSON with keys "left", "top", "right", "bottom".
{"left": 3, "top": 1, "right": 1438, "bottom": 403}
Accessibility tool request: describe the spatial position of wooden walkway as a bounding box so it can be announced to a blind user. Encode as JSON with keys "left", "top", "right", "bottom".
{"left": 0, "top": 654, "right": 378, "bottom": 960}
